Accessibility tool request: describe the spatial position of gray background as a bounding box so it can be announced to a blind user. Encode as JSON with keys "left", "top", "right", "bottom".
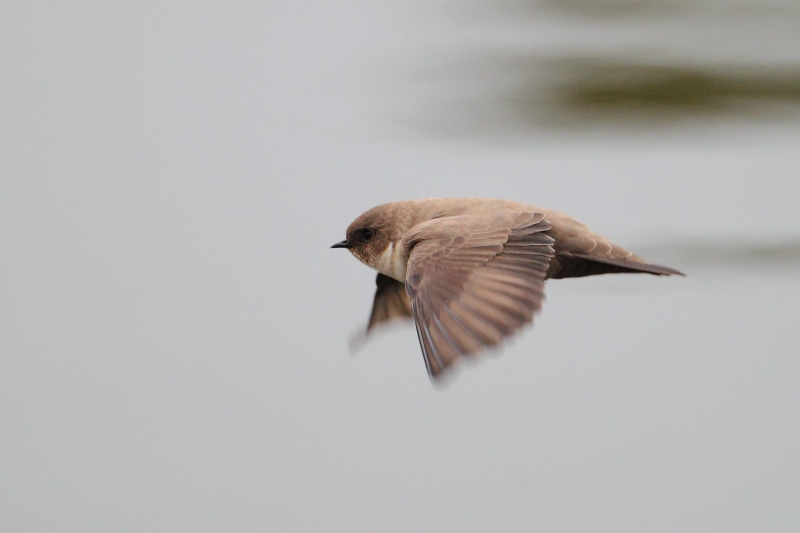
{"left": 2, "top": 1, "right": 799, "bottom": 532}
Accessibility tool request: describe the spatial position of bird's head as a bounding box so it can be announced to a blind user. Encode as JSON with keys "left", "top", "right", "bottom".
{"left": 331, "top": 203, "right": 415, "bottom": 272}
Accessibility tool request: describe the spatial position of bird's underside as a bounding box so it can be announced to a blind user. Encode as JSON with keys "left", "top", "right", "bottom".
{"left": 361, "top": 212, "right": 683, "bottom": 380}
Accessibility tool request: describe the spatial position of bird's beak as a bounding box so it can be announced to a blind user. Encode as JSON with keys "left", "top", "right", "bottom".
{"left": 331, "top": 240, "right": 352, "bottom": 249}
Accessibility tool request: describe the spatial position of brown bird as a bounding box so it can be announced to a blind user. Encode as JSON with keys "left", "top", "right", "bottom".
{"left": 332, "top": 198, "right": 683, "bottom": 380}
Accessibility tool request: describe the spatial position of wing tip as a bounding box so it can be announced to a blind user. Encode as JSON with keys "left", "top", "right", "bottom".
{"left": 643, "top": 263, "right": 686, "bottom": 277}
{"left": 570, "top": 253, "right": 686, "bottom": 277}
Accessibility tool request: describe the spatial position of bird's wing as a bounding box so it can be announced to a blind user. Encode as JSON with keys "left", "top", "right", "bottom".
{"left": 367, "top": 273, "right": 413, "bottom": 332}
{"left": 349, "top": 273, "right": 414, "bottom": 354}
{"left": 544, "top": 212, "right": 685, "bottom": 278}
{"left": 566, "top": 253, "right": 684, "bottom": 276}
{"left": 405, "top": 211, "right": 554, "bottom": 379}
{"left": 348, "top": 273, "right": 414, "bottom": 354}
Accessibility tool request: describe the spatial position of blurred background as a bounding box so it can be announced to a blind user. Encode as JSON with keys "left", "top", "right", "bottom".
{"left": 1, "top": 1, "right": 799, "bottom": 532}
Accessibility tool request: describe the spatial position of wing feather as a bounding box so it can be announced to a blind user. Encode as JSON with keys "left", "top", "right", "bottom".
{"left": 366, "top": 273, "right": 413, "bottom": 333}
{"left": 405, "top": 212, "right": 555, "bottom": 379}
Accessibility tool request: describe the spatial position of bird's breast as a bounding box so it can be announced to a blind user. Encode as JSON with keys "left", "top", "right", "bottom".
{"left": 375, "top": 241, "right": 408, "bottom": 282}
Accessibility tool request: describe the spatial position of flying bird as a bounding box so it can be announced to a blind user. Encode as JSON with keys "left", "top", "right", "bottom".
{"left": 332, "top": 198, "right": 683, "bottom": 380}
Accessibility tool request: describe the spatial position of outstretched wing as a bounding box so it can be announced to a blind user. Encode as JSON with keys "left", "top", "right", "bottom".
{"left": 367, "top": 273, "right": 413, "bottom": 332}
{"left": 348, "top": 273, "right": 413, "bottom": 353}
{"left": 405, "top": 211, "right": 555, "bottom": 379}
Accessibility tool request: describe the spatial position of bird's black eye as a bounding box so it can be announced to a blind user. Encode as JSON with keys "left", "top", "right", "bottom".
{"left": 351, "top": 228, "right": 375, "bottom": 245}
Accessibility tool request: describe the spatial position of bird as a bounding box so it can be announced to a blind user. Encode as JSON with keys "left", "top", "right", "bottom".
{"left": 332, "top": 198, "right": 683, "bottom": 381}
